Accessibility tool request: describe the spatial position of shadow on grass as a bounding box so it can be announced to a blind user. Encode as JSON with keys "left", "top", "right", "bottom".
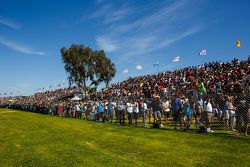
{"left": 98, "top": 121, "right": 250, "bottom": 141}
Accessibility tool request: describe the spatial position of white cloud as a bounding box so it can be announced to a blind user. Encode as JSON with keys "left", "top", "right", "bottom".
{"left": 157, "top": 27, "right": 201, "bottom": 49}
{"left": 0, "top": 37, "right": 46, "bottom": 55}
{"left": 96, "top": 37, "right": 118, "bottom": 52}
{"left": 90, "top": 0, "right": 204, "bottom": 67}
{"left": 116, "top": 0, "right": 190, "bottom": 33}
{"left": 84, "top": 3, "right": 134, "bottom": 25}
{"left": 0, "top": 16, "right": 21, "bottom": 29}
{"left": 97, "top": 1, "right": 202, "bottom": 59}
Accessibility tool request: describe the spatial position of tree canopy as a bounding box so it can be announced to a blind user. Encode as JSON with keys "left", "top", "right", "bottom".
{"left": 60, "top": 44, "right": 116, "bottom": 93}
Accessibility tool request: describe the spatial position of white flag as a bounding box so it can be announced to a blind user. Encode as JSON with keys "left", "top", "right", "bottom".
{"left": 136, "top": 65, "right": 142, "bottom": 70}
{"left": 172, "top": 56, "right": 180, "bottom": 62}
{"left": 123, "top": 69, "right": 129, "bottom": 74}
{"left": 199, "top": 49, "right": 207, "bottom": 56}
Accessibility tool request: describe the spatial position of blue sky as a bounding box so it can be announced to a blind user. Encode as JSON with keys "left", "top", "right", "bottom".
{"left": 0, "top": 0, "right": 250, "bottom": 96}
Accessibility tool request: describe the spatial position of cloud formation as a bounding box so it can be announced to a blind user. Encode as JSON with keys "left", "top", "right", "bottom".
{"left": 96, "top": 36, "right": 118, "bottom": 52}
{"left": 0, "top": 16, "right": 21, "bottom": 29}
{"left": 0, "top": 37, "right": 45, "bottom": 55}
{"left": 93, "top": 0, "right": 203, "bottom": 61}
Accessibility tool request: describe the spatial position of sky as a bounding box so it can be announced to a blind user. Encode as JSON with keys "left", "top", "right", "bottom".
{"left": 0, "top": 0, "right": 250, "bottom": 96}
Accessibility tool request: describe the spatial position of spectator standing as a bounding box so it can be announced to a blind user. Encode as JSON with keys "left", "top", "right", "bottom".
{"left": 223, "top": 95, "right": 229, "bottom": 128}
{"left": 133, "top": 100, "right": 139, "bottom": 126}
{"left": 235, "top": 91, "right": 249, "bottom": 136}
{"left": 162, "top": 97, "right": 171, "bottom": 124}
{"left": 141, "top": 99, "right": 148, "bottom": 127}
{"left": 227, "top": 96, "right": 236, "bottom": 130}
{"left": 127, "top": 100, "right": 134, "bottom": 125}
{"left": 107, "top": 100, "right": 114, "bottom": 123}
{"left": 97, "top": 101, "right": 103, "bottom": 122}
{"left": 172, "top": 94, "right": 182, "bottom": 130}
{"left": 204, "top": 98, "right": 214, "bottom": 133}
{"left": 151, "top": 95, "right": 163, "bottom": 127}
{"left": 184, "top": 99, "right": 191, "bottom": 130}
{"left": 118, "top": 101, "right": 125, "bottom": 125}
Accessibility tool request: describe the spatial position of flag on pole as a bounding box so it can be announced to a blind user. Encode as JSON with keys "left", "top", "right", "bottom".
{"left": 123, "top": 69, "right": 129, "bottom": 74}
{"left": 154, "top": 61, "right": 159, "bottom": 66}
{"left": 172, "top": 56, "right": 180, "bottom": 62}
{"left": 235, "top": 40, "right": 241, "bottom": 47}
{"left": 136, "top": 65, "right": 142, "bottom": 70}
{"left": 199, "top": 49, "right": 207, "bottom": 56}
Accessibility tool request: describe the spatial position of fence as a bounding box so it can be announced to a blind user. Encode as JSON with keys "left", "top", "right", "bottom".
{"left": 1, "top": 91, "right": 249, "bottom": 136}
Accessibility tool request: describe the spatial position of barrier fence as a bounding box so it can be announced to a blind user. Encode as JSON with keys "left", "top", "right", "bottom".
{"left": 1, "top": 92, "right": 249, "bottom": 136}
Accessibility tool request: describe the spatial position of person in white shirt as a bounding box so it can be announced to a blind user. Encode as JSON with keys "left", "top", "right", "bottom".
{"left": 227, "top": 96, "right": 236, "bottom": 131}
{"left": 126, "top": 100, "right": 134, "bottom": 125}
{"left": 140, "top": 99, "right": 148, "bottom": 127}
{"left": 75, "top": 102, "right": 80, "bottom": 119}
{"left": 118, "top": 101, "right": 126, "bottom": 125}
{"left": 204, "top": 98, "right": 214, "bottom": 133}
{"left": 163, "top": 98, "right": 171, "bottom": 124}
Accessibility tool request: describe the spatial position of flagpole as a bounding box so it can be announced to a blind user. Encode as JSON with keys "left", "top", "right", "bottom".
{"left": 158, "top": 63, "right": 159, "bottom": 73}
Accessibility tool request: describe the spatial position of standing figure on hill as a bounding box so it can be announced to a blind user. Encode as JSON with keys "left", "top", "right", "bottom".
{"left": 204, "top": 97, "right": 214, "bottom": 133}
{"left": 223, "top": 95, "right": 229, "bottom": 128}
{"left": 163, "top": 97, "right": 171, "bottom": 124}
{"left": 126, "top": 99, "right": 134, "bottom": 125}
{"left": 97, "top": 101, "right": 103, "bottom": 122}
{"left": 235, "top": 91, "right": 249, "bottom": 136}
{"left": 118, "top": 100, "right": 125, "bottom": 125}
{"left": 85, "top": 103, "right": 91, "bottom": 120}
{"left": 78, "top": 102, "right": 84, "bottom": 120}
{"left": 184, "top": 99, "right": 191, "bottom": 130}
{"left": 140, "top": 99, "right": 148, "bottom": 127}
{"left": 75, "top": 102, "right": 80, "bottom": 119}
{"left": 133, "top": 100, "right": 139, "bottom": 126}
{"left": 227, "top": 96, "right": 236, "bottom": 131}
{"left": 151, "top": 95, "right": 163, "bottom": 127}
{"left": 196, "top": 96, "right": 203, "bottom": 119}
{"left": 107, "top": 100, "right": 114, "bottom": 123}
{"left": 58, "top": 102, "right": 63, "bottom": 117}
{"left": 172, "top": 94, "right": 182, "bottom": 130}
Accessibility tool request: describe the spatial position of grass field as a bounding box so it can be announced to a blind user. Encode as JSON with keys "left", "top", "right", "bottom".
{"left": 0, "top": 108, "right": 250, "bottom": 167}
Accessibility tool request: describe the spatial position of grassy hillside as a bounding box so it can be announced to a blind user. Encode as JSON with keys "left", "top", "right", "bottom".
{"left": 0, "top": 108, "right": 249, "bottom": 167}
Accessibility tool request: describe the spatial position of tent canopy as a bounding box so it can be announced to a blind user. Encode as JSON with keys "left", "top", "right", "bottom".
{"left": 70, "top": 96, "right": 81, "bottom": 101}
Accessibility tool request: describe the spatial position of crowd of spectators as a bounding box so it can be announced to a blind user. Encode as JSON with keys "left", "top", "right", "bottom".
{"left": 1, "top": 57, "right": 250, "bottom": 136}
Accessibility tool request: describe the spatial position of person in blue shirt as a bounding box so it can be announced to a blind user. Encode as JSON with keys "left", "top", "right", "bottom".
{"left": 196, "top": 96, "right": 203, "bottom": 117}
{"left": 184, "top": 99, "right": 191, "bottom": 130}
{"left": 171, "top": 94, "right": 182, "bottom": 130}
{"left": 97, "top": 101, "right": 103, "bottom": 122}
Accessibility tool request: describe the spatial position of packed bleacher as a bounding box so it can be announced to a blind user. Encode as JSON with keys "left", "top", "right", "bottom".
{"left": 1, "top": 57, "right": 250, "bottom": 135}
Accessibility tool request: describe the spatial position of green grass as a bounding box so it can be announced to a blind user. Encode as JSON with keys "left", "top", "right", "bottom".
{"left": 0, "top": 108, "right": 250, "bottom": 167}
